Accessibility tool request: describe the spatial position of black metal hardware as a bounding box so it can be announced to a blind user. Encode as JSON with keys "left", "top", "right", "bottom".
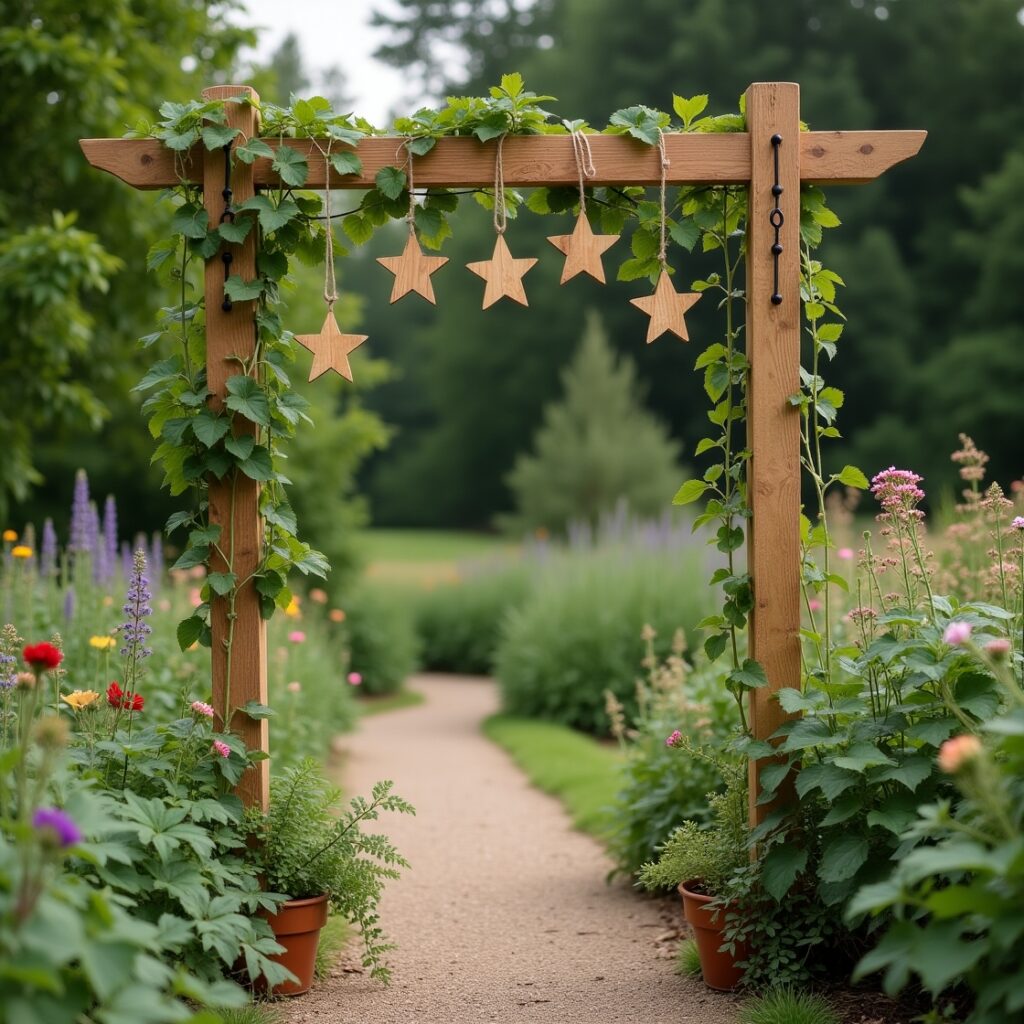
{"left": 769, "top": 133, "right": 783, "bottom": 305}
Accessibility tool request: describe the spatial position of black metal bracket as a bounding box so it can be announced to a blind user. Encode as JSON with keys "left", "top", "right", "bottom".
{"left": 219, "top": 143, "right": 234, "bottom": 312}
{"left": 769, "top": 133, "right": 784, "bottom": 306}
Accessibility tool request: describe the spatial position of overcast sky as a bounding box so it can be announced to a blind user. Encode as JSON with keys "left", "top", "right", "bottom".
{"left": 235, "top": 0, "right": 409, "bottom": 124}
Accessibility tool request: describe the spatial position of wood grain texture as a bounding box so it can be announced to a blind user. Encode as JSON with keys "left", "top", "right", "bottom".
{"left": 744, "top": 83, "right": 802, "bottom": 826}
{"left": 466, "top": 234, "right": 538, "bottom": 308}
{"left": 547, "top": 213, "right": 619, "bottom": 284}
{"left": 202, "top": 85, "right": 268, "bottom": 811}
{"left": 629, "top": 270, "right": 701, "bottom": 343}
{"left": 376, "top": 232, "right": 450, "bottom": 303}
{"left": 79, "top": 129, "right": 926, "bottom": 190}
{"left": 294, "top": 310, "right": 368, "bottom": 381}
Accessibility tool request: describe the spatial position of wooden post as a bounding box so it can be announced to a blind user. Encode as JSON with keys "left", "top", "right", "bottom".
{"left": 201, "top": 85, "right": 269, "bottom": 811}
{"left": 744, "top": 83, "right": 802, "bottom": 825}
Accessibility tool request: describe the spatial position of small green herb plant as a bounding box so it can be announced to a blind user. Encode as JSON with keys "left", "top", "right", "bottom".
{"left": 245, "top": 759, "right": 414, "bottom": 984}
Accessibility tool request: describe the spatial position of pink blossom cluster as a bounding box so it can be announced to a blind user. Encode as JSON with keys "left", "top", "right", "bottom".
{"left": 190, "top": 700, "right": 215, "bottom": 718}
{"left": 870, "top": 467, "right": 926, "bottom": 522}
{"left": 665, "top": 729, "right": 683, "bottom": 748}
{"left": 211, "top": 739, "right": 231, "bottom": 758}
{"left": 1012, "top": 516, "right": 1024, "bottom": 532}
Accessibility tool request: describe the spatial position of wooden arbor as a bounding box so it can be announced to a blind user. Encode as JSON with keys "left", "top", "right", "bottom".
{"left": 81, "top": 82, "right": 924, "bottom": 820}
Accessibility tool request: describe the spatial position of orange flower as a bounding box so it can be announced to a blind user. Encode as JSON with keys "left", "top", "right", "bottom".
{"left": 11, "top": 545, "right": 32, "bottom": 559}
{"left": 329, "top": 608, "right": 346, "bottom": 623}
{"left": 938, "top": 734, "right": 982, "bottom": 773}
{"left": 309, "top": 588, "right": 328, "bottom": 605}
{"left": 2, "top": 529, "right": 17, "bottom": 542}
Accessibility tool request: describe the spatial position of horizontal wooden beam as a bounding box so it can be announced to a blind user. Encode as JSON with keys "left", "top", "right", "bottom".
{"left": 80, "top": 129, "right": 925, "bottom": 192}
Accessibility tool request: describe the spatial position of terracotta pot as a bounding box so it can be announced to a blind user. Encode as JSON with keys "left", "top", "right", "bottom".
{"left": 679, "top": 881, "right": 747, "bottom": 991}
{"left": 262, "top": 893, "right": 330, "bottom": 996}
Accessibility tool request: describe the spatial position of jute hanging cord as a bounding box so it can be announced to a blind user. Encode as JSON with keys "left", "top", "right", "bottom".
{"left": 466, "top": 134, "right": 537, "bottom": 308}
{"left": 546, "top": 127, "right": 619, "bottom": 285}
{"left": 627, "top": 128, "right": 702, "bottom": 343}
{"left": 375, "top": 137, "right": 449, "bottom": 304}
{"left": 293, "top": 141, "right": 368, "bottom": 382}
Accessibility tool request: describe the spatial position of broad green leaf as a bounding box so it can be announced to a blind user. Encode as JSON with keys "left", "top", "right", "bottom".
{"left": 375, "top": 165, "right": 407, "bottom": 200}
{"left": 206, "top": 571, "right": 236, "bottom": 596}
{"left": 672, "top": 479, "right": 707, "bottom": 505}
{"left": 272, "top": 145, "right": 308, "bottom": 186}
{"left": 176, "top": 615, "right": 206, "bottom": 652}
{"left": 761, "top": 844, "right": 807, "bottom": 901}
{"left": 819, "top": 834, "right": 868, "bottom": 883}
{"left": 236, "top": 446, "right": 274, "bottom": 481}
{"left": 330, "top": 150, "right": 362, "bottom": 176}
{"left": 837, "top": 465, "right": 869, "bottom": 489}
{"left": 224, "top": 376, "right": 271, "bottom": 427}
{"left": 223, "top": 275, "right": 265, "bottom": 302}
{"left": 201, "top": 124, "right": 239, "bottom": 150}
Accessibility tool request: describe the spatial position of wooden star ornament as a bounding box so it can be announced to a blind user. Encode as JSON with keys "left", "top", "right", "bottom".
{"left": 629, "top": 271, "right": 702, "bottom": 344}
{"left": 466, "top": 235, "right": 538, "bottom": 309}
{"left": 547, "top": 213, "right": 619, "bottom": 284}
{"left": 376, "top": 233, "right": 449, "bottom": 304}
{"left": 295, "top": 310, "right": 368, "bottom": 382}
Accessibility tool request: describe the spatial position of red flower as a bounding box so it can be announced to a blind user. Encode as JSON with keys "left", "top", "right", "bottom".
{"left": 106, "top": 681, "right": 144, "bottom": 712}
{"left": 23, "top": 642, "right": 63, "bottom": 671}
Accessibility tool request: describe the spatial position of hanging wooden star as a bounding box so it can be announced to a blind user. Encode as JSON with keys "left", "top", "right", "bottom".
{"left": 294, "top": 310, "right": 368, "bottom": 382}
{"left": 546, "top": 213, "right": 619, "bottom": 284}
{"left": 629, "top": 271, "right": 702, "bottom": 343}
{"left": 466, "top": 235, "right": 538, "bottom": 309}
{"left": 376, "top": 233, "right": 449, "bottom": 304}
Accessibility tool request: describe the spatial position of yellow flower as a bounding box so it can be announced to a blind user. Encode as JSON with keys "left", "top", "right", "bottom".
{"left": 284, "top": 596, "right": 301, "bottom": 618}
{"left": 11, "top": 545, "right": 32, "bottom": 559}
{"left": 2, "top": 529, "right": 17, "bottom": 542}
{"left": 62, "top": 689, "right": 100, "bottom": 711}
{"left": 89, "top": 636, "right": 116, "bottom": 651}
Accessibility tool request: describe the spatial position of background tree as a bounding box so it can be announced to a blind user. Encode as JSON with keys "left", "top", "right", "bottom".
{"left": 501, "top": 311, "right": 680, "bottom": 536}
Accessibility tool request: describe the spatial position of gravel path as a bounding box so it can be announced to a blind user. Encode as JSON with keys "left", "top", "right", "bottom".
{"left": 285, "top": 674, "right": 739, "bottom": 1024}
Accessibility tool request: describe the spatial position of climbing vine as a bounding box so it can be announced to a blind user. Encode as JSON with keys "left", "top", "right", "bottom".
{"left": 133, "top": 75, "right": 858, "bottom": 731}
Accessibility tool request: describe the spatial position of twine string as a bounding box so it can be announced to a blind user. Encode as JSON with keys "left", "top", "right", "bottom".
{"left": 397, "top": 138, "right": 416, "bottom": 236}
{"left": 570, "top": 129, "right": 596, "bottom": 214}
{"left": 493, "top": 134, "right": 507, "bottom": 235}
{"left": 320, "top": 141, "right": 337, "bottom": 308}
{"left": 657, "top": 128, "right": 670, "bottom": 270}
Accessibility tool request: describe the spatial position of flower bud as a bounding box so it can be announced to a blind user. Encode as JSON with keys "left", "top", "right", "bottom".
{"left": 33, "top": 715, "right": 70, "bottom": 750}
{"left": 15, "top": 672, "right": 36, "bottom": 691}
{"left": 938, "top": 734, "right": 982, "bottom": 774}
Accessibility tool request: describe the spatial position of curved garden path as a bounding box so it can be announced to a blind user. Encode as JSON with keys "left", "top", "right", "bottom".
{"left": 285, "top": 674, "right": 738, "bottom": 1024}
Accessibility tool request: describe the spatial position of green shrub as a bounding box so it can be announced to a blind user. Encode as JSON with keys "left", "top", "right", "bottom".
{"left": 343, "top": 583, "right": 419, "bottom": 695}
{"left": 495, "top": 541, "right": 713, "bottom": 733}
{"left": 415, "top": 561, "right": 531, "bottom": 674}
{"left": 605, "top": 633, "right": 739, "bottom": 876}
{"left": 738, "top": 988, "right": 839, "bottom": 1024}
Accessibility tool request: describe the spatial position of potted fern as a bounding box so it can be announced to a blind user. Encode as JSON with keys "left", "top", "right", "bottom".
{"left": 244, "top": 759, "right": 414, "bottom": 995}
{"left": 639, "top": 762, "right": 749, "bottom": 990}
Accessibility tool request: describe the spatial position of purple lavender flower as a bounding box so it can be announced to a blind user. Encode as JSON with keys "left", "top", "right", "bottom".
{"left": 0, "top": 652, "right": 15, "bottom": 690}
{"left": 101, "top": 495, "right": 118, "bottom": 584}
{"left": 62, "top": 586, "right": 76, "bottom": 623}
{"left": 40, "top": 518, "right": 58, "bottom": 577}
{"left": 69, "top": 470, "right": 93, "bottom": 553}
{"left": 120, "top": 549, "right": 154, "bottom": 674}
{"left": 149, "top": 532, "right": 164, "bottom": 588}
{"left": 33, "top": 807, "right": 82, "bottom": 848}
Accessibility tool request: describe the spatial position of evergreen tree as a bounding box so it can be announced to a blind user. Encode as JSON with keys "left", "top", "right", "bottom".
{"left": 501, "top": 311, "right": 680, "bottom": 536}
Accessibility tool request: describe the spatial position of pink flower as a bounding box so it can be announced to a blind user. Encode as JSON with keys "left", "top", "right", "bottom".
{"left": 665, "top": 729, "right": 683, "bottom": 748}
{"left": 870, "top": 467, "right": 926, "bottom": 522}
{"left": 211, "top": 739, "right": 231, "bottom": 758}
{"left": 808, "top": 598, "right": 822, "bottom": 613}
{"left": 188, "top": 587, "right": 203, "bottom": 608}
{"left": 347, "top": 672, "right": 362, "bottom": 686}
{"left": 837, "top": 547, "right": 855, "bottom": 561}
{"left": 287, "top": 681, "right": 301, "bottom": 693}
{"left": 938, "top": 734, "right": 981, "bottom": 774}
{"left": 943, "top": 621, "right": 972, "bottom": 646}
{"left": 1012, "top": 516, "right": 1024, "bottom": 531}
{"left": 288, "top": 630, "right": 306, "bottom": 644}
{"left": 190, "top": 700, "right": 215, "bottom": 718}
{"left": 985, "top": 638, "right": 1011, "bottom": 659}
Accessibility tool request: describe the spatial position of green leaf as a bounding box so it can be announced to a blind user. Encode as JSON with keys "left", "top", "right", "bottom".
{"left": 672, "top": 479, "right": 708, "bottom": 505}
{"left": 832, "top": 743, "right": 897, "bottom": 773}
{"left": 375, "top": 165, "right": 407, "bottom": 200}
{"left": 223, "top": 275, "right": 265, "bottom": 302}
{"left": 668, "top": 218, "right": 701, "bottom": 251}
{"left": 218, "top": 218, "right": 252, "bottom": 244}
{"left": 234, "top": 138, "right": 274, "bottom": 164}
{"left": 176, "top": 615, "right": 206, "bottom": 652}
{"left": 224, "top": 434, "right": 255, "bottom": 460}
{"left": 728, "top": 658, "right": 769, "bottom": 690}
{"left": 224, "top": 376, "right": 271, "bottom": 427}
{"left": 761, "top": 844, "right": 807, "bottom": 901}
{"left": 330, "top": 150, "right": 362, "bottom": 177}
{"left": 192, "top": 410, "right": 230, "bottom": 447}
{"left": 237, "top": 195, "right": 300, "bottom": 233}
{"left": 170, "top": 204, "right": 209, "bottom": 240}
{"left": 343, "top": 214, "right": 373, "bottom": 246}
{"left": 272, "top": 145, "right": 308, "bottom": 187}
{"left": 672, "top": 93, "right": 709, "bottom": 128}
{"left": 241, "top": 700, "right": 275, "bottom": 720}
{"left": 837, "top": 465, "right": 869, "bottom": 490}
{"left": 201, "top": 124, "right": 239, "bottom": 150}
{"left": 704, "top": 632, "right": 728, "bottom": 662}
{"left": 819, "top": 834, "right": 869, "bottom": 883}
{"left": 206, "top": 571, "right": 236, "bottom": 596}
{"left": 236, "top": 446, "right": 274, "bottom": 481}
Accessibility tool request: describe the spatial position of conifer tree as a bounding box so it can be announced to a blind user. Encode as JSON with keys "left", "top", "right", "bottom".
{"left": 502, "top": 311, "right": 680, "bottom": 535}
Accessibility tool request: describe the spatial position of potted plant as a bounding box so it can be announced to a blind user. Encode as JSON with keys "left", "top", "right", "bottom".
{"left": 639, "top": 762, "right": 749, "bottom": 990}
{"left": 244, "top": 758, "right": 414, "bottom": 995}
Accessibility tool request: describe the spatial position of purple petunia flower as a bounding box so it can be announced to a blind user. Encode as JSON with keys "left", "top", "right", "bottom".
{"left": 33, "top": 807, "right": 82, "bottom": 848}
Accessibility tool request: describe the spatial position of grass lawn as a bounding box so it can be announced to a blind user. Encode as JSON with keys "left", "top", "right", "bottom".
{"left": 357, "top": 528, "right": 516, "bottom": 565}
{"left": 482, "top": 714, "right": 624, "bottom": 839}
{"left": 357, "top": 688, "right": 426, "bottom": 716}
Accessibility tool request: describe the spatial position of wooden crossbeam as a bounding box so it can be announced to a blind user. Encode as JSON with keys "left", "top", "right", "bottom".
{"left": 80, "top": 129, "right": 924, "bottom": 191}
